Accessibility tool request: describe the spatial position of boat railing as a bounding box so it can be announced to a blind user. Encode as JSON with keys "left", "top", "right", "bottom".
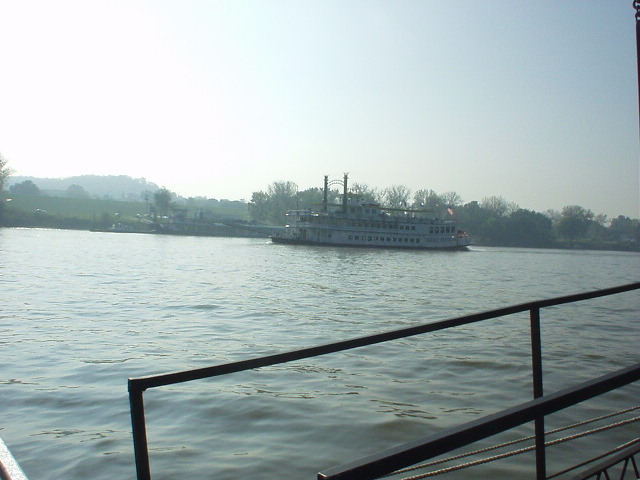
{"left": 128, "top": 282, "right": 640, "bottom": 480}
{"left": 568, "top": 441, "right": 640, "bottom": 479}
{"left": 318, "top": 364, "right": 640, "bottom": 480}
{"left": 285, "top": 209, "right": 314, "bottom": 215}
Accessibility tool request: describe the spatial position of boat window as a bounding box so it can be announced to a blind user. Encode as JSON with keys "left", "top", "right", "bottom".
{"left": 411, "top": 226, "right": 416, "bottom": 230}
{"left": 429, "top": 227, "right": 433, "bottom": 234}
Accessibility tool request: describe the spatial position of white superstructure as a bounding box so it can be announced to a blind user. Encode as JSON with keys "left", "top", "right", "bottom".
{"left": 272, "top": 175, "right": 471, "bottom": 250}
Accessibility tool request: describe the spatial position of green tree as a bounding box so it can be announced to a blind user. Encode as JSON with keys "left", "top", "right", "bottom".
{"left": 267, "top": 181, "right": 298, "bottom": 225}
{"left": 556, "top": 205, "right": 594, "bottom": 242}
{"left": 248, "top": 190, "right": 271, "bottom": 223}
{"left": 383, "top": 185, "right": 411, "bottom": 208}
{"left": 350, "top": 183, "right": 381, "bottom": 203}
{"left": 413, "top": 189, "right": 442, "bottom": 210}
{"left": 482, "top": 216, "right": 509, "bottom": 244}
{"left": 0, "top": 153, "right": 12, "bottom": 224}
{"left": 154, "top": 187, "right": 173, "bottom": 218}
{"left": 481, "top": 196, "right": 518, "bottom": 217}
{"left": 545, "top": 209, "right": 562, "bottom": 226}
{"left": 458, "top": 200, "right": 491, "bottom": 238}
{"left": 506, "top": 209, "right": 554, "bottom": 247}
{"left": 440, "top": 191, "right": 464, "bottom": 208}
{"left": 297, "top": 187, "right": 325, "bottom": 210}
{"left": 10, "top": 180, "right": 41, "bottom": 196}
{"left": 0, "top": 152, "right": 12, "bottom": 191}
{"left": 248, "top": 181, "right": 298, "bottom": 224}
{"left": 609, "top": 215, "right": 639, "bottom": 243}
{"left": 66, "top": 184, "right": 90, "bottom": 199}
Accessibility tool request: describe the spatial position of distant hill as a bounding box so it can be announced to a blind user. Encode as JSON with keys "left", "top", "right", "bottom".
{"left": 7, "top": 175, "right": 159, "bottom": 201}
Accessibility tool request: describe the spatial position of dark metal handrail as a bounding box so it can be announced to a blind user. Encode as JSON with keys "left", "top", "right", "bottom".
{"left": 128, "top": 282, "right": 640, "bottom": 480}
{"left": 317, "top": 363, "right": 640, "bottom": 480}
{"left": 569, "top": 441, "right": 640, "bottom": 480}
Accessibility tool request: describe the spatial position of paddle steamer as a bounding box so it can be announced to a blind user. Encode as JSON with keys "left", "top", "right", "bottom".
{"left": 271, "top": 175, "right": 471, "bottom": 250}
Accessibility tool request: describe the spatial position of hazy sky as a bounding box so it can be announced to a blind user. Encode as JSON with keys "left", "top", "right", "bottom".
{"left": 1, "top": 1, "right": 639, "bottom": 218}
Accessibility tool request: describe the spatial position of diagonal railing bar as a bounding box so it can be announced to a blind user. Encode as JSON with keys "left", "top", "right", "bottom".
{"left": 569, "top": 441, "right": 640, "bottom": 480}
{"left": 130, "top": 282, "right": 640, "bottom": 392}
{"left": 317, "top": 364, "right": 640, "bottom": 480}
{"left": 128, "top": 281, "right": 640, "bottom": 480}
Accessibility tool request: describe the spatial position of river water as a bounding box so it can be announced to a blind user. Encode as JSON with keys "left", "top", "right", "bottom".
{"left": 1, "top": 228, "right": 638, "bottom": 480}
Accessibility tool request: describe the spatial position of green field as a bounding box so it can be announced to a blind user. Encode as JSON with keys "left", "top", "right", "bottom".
{"left": 2, "top": 194, "right": 249, "bottom": 230}
{"left": 6, "top": 194, "right": 149, "bottom": 219}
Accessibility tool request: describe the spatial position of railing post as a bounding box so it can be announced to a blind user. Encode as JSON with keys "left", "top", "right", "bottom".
{"left": 129, "top": 379, "right": 152, "bottom": 480}
{"left": 634, "top": 0, "right": 640, "bottom": 138}
{"left": 530, "top": 307, "right": 546, "bottom": 480}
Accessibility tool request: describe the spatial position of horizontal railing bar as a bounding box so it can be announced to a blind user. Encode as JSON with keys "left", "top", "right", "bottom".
{"left": 129, "top": 311, "right": 492, "bottom": 391}
{"left": 318, "top": 363, "right": 640, "bottom": 480}
{"left": 129, "top": 282, "right": 640, "bottom": 393}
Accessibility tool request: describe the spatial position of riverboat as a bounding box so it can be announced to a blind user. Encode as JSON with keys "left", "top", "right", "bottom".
{"left": 271, "top": 175, "right": 471, "bottom": 250}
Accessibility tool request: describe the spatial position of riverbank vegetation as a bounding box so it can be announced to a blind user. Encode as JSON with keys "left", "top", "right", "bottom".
{"left": 1, "top": 192, "right": 249, "bottom": 231}
{"left": 247, "top": 180, "right": 639, "bottom": 252}
{"left": 0, "top": 164, "right": 638, "bottom": 251}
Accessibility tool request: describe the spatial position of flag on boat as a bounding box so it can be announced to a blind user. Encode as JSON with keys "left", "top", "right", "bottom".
{"left": 447, "top": 207, "right": 455, "bottom": 215}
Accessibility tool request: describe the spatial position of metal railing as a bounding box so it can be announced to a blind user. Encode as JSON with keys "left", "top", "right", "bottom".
{"left": 318, "top": 364, "right": 640, "bottom": 480}
{"left": 570, "top": 441, "right": 640, "bottom": 480}
{"left": 128, "top": 282, "right": 640, "bottom": 480}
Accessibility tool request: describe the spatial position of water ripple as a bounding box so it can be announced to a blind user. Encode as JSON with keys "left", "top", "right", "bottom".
{"left": 1, "top": 229, "right": 638, "bottom": 480}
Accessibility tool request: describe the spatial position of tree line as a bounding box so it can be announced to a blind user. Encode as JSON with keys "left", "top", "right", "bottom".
{"left": 248, "top": 180, "right": 640, "bottom": 249}
{"left": 2, "top": 152, "right": 638, "bottom": 249}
